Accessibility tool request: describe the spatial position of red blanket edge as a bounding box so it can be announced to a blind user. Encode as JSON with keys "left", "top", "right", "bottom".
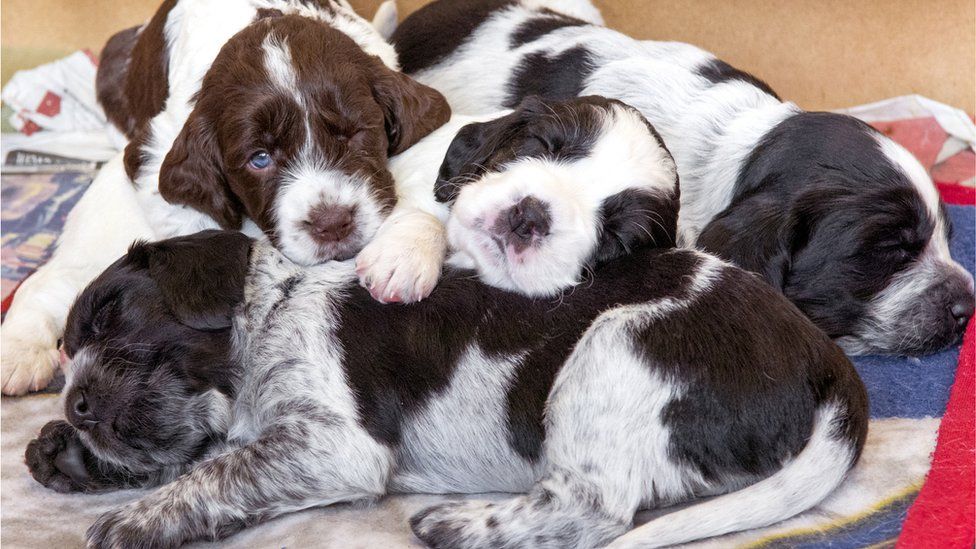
{"left": 897, "top": 320, "right": 976, "bottom": 548}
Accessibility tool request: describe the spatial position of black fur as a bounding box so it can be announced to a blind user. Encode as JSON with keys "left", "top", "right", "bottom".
{"left": 434, "top": 95, "right": 603, "bottom": 202}
{"left": 504, "top": 46, "right": 594, "bottom": 109}
{"left": 52, "top": 231, "right": 247, "bottom": 477}
{"left": 631, "top": 266, "right": 867, "bottom": 481}
{"left": 509, "top": 9, "right": 587, "bottom": 47}
{"left": 696, "top": 112, "right": 949, "bottom": 345}
{"left": 696, "top": 58, "right": 780, "bottom": 100}
{"left": 392, "top": 0, "right": 514, "bottom": 74}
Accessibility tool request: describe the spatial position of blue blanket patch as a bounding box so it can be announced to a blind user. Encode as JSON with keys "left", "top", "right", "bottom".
{"left": 852, "top": 203, "right": 975, "bottom": 419}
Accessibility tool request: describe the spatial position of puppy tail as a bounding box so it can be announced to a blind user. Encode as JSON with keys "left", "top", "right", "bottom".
{"left": 371, "top": 0, "right": 399, "bottom": 40}
{"left": 609, "top": 401, "right": 864, "bottom": 549}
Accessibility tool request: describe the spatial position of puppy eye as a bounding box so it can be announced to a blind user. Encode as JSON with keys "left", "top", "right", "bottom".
{"left": 520, "top": 135, "right": 554, "bottom": 157}
{"left": 248, "top": 151, "right": 273, "bottom": 170}
{"left": 336, "top": 129, "right": 365, "bottom": 143}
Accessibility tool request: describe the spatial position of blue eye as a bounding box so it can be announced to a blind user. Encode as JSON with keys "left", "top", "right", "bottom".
{"left": 248, "top": 151, "right": 272, "bottom": 170}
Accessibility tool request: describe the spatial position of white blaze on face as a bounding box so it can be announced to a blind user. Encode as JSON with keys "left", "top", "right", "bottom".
{"left": 260, "top": 32, "right": 385, "bottom": 266}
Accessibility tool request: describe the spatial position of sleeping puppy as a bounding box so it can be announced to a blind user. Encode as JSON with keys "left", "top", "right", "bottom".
{"left": 26, "top": 228, "right": 867, "bottom": 548}
{"left": 390, "top": 0, "right": 975, "bottom": 355}
{"left": 359, "top": 94, "right": 678, "bottom": 301}
{"left": 0, "top": 1, "right": 447, "bottom": 395}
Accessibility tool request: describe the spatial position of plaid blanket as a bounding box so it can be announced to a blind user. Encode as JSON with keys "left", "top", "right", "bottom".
{"left": 1, "top": 109, "right": 974, "bottom": 548}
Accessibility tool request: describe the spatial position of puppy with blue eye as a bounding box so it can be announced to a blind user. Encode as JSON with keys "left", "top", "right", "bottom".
{"left": 24, "top": 99, "right": 867, "bottom": 549}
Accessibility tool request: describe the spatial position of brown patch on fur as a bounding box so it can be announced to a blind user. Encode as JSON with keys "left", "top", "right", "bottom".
{"left": 97, "top": 0, "right": 175, "bottom": 142}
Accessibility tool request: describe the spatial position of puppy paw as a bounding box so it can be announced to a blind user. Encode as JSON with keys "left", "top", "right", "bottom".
{"left": 25, "top": 420, "right": 89, "bottom": 493}
{"left": 1, "top": 331, "right": 59, "bottom": 395}
{"left": 87, "top": 502, "right": 175, "bottom": 549}
{"left": 355, "top": 214, "right": 446, "bottom": 304}
{"left": 410, "top": 501, "right": 496, "bottom": 549}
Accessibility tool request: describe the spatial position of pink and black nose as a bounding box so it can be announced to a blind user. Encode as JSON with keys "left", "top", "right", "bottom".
{"left": 306, "top": 204, "right": 355, "bottom": 244}
{"left": 66, "top": 389, "right": 100, "bottom": 431}
{"left": 499, "top": 196, "right": 551, "bottom": 249}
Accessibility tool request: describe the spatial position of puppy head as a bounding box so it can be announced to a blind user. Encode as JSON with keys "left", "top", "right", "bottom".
{"left": 60, "top": 231, "right": 250, "bottom": 472}
{"left": 156, "top": 14, "right": 449, "bottom": 265}
{"left": 436, "top": 96, "right": 678, "bottom": 296}
{"left": 698, "top": 112, "right": 974, "bottom": 355}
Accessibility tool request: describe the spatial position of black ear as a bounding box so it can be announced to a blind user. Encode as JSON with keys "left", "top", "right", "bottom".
{"left": 158, "top": 109, "right": 244, "bottom": 229}
{"left": 696, "top": 193, "right": 797, "bottom": 290}
{"left": 135, "top": 230, "right": 252, "bottom": 331}
{"left": 433, "top": 121, "right": 497, "bottom": 203}
{"left": 371, "top": 62, "right": 452, "bottom": 155}
{"left": 594, "top": 189, "right": 679, "bottom": 264}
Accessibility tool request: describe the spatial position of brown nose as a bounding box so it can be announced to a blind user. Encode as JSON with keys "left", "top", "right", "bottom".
{"left": 306, "top": 204, "right": 354, "bottom": 243}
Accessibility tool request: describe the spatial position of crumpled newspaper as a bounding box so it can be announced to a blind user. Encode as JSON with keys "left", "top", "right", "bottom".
{"left": 1, "top": 51, "right": 126, "bottom": 166}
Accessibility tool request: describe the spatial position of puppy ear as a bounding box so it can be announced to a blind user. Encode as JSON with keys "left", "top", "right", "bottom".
{"left": 434, "top": 117, "right": 513, "bottom": 203}
{"left": 158, "top": 110, "right": 244, "bottom": 229}
{"left": 371, "top": 65, "right": 451, "bottom": 155}
{"left": 593, "top": 189, "right": 679, "bottom": 264}
{"left": 697, "top": 193, "right": 795, "bottom": 290}
{"left": 139, "top": 230, "right": 252, "bottom": 331}
{"left": 96, "top": 25, "right": 142, "bottom": 137}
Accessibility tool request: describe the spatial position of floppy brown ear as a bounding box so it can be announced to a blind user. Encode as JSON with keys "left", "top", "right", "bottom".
{"left": 372, "top": 64, "right": 451, "bottom": 155}
{"left": 158, "top": 110, "right": 243, "bottom": 229}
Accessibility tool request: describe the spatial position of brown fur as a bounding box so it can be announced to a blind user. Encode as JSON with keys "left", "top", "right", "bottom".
{"left": 97, "top": 0, "right": 175, "bottom": 144}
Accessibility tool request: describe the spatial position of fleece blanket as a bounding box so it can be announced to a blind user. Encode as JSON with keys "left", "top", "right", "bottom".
{"left": 1, "top": 114, "right": 975, "bottom": 548}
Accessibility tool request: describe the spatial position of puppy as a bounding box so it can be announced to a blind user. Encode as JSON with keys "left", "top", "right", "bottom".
{"left": 0, "top": 0, "right": 446, "bottom": 395}
{"left": 359, "top": 94, "right": 678, "bottom": 301}
{"left": 391, "top": 0, "right": 975, "bottom": 355}
{"left": 27, "top": 227, "right": 867, "bottom": 548}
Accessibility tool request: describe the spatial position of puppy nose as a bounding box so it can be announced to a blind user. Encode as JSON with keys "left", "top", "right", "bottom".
{"left": 306, "top": 205, "right": 354, "bottom": 243}
{"left": 507, "top": 196, "right": 551, "bottom": 241}
{"left": 950, "top": 295, "right": 974, "bottom": 328}
{"left": 67, "top": 390, "right": 99, "bottom": 431}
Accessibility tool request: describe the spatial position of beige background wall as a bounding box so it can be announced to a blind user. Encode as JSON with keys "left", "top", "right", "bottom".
{"left": 2, "top": 0, "right": 974, "bottom": 112}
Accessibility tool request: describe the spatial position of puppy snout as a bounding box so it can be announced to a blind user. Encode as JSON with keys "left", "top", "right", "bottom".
{"left": 306, "top": 204, "right": 354, "bottom": 244}
{"left": 506, "top": 196, "right": 551, "bottom": 242}
{"left": 66, "top": 390, "right": 99, "bottom": 431}
{"left": 948, "top": 278, "right": 975, "bottom": 330}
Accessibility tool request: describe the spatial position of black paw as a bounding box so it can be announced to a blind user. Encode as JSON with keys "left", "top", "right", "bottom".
{"left": 24, "top": 420, "right": 91, "bottom": 493}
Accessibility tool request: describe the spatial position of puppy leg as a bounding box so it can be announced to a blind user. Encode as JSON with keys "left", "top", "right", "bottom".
{"left": 86, "top": 412, "right": 392, "bottom": 547}
{"left": 411, "top": 465, "right": 631, "bottom": 549}
{"left": 1, "top": 154, "right": 154, "bottom": 395}
{"left": 356, "top": 207, "right": 447, "bottom": 303}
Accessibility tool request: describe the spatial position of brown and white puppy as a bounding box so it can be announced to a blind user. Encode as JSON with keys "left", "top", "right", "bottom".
{"left": 0, "top": 0, "right": 445, "bottom": 395}
{"left": 153, "top": 12, "right": 450, "bottom": 264}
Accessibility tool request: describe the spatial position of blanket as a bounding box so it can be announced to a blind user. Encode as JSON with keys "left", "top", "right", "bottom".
{"left": 1, "top": 111, "right": 974, "bottom": 547}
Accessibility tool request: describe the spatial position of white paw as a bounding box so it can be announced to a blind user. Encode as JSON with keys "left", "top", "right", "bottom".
{"left": 356, "top": 211, "right": 447, "bottom": 304}
{"left": 356, "top": 237, "right": 444, "bottom": 304}
{"left": 1, "top": 332, "right": 59, "bottom": 395}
